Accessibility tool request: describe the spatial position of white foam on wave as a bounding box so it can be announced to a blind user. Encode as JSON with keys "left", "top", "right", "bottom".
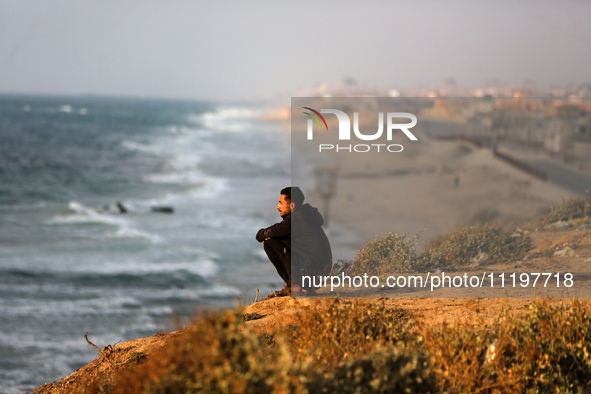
{"left": 47, "top": 201, "right": 162, "bottom": 243}
{"left": 59, "top": 104, "right": 73, "bottom": 113}
{"left": 0, "top": 293, "right": 145, "bottom": 318}
{"left": 141, "top": 260, "right": 220, "bottom": 279}
{"left": 118, "top": 260, "right": 219, "bottom": 279}
{"left": 123, "top": 136, "right": 225, "bottom": 195}
{"left": 142, "top": 176, "right": 227, "bottom": 200}
{"left": 4, "top": 201, "right": 47, "bottom": 211}
{"left": 198, "top": 106, "right": 261, "bottom": 133}
{"left": 47, "top": 201, "right": 127, "bottom": 227}
{"left": 121, "top": 140, "right": 169, "bottom": 156}
{"left": 143, "top": 167, "right": 208, "bottom": 185}
{"left": 109, "top": 226, "right": 163, "bottom": 244}
{"left": 165, "top": 125, "right": 206, "bottom": 135}
{"left": 205, "top": 107, "right": 259, "bottom": 119}
{"left": 53, "top": 254, "right": 220, "bottom": 279}
{"left": 195, "top": 284, "right": 242, "bottom": 298}
{"left": 166, "top": 153, "right": 201, "bottom": 171}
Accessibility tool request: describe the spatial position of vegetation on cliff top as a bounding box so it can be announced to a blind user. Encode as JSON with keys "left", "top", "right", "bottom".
{"left": 65, "top": 299, "right": 591, "bottom": 393}
{"left": 350, "top": 194, "right": 591, "bottom": 276}
{"left": 349, "top": 224, "right": 532, "bottom": 275}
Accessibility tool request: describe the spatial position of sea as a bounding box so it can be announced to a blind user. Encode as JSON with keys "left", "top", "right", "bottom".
{"left": 0, "top": 94, "right": 291, "bottom": 393}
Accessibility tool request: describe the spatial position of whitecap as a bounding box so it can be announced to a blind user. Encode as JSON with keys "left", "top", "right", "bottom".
{"left": 108, "top": 226, "right": 163, "bottom": 244}
{"left": 46, "top": 201, "right": 162, "bottom": 244}
{"left": 146, "top": 260, "right": 219, "bottom": 279}
{"left": 204, "top": 107, "right": 259, "bottom": 119}
{"left": 163, "top": 153, "right": 202, "bottom": 172}
{"left": 59, "top": 105, "right": 73, "bottom": 113}
{"left": 47, "top": 201, "right": 127, "bottom": 227}
{"left": 198, "top": 106, "right": 262, "bottom": 133}
{"left": 183, "top": 177, "right": 228, "bottom": 198}
{"left": 195, "top": 284, "right": 241, "bottom": 298}
{"left": 144, "top": 171, "right": 204, "bottom": 185}
{"left": 55, "top": 256, "right": 220, "bottom": 280}
{"left": 146, "top": 305, "right": 174, "bottom": 317}
{"left": 121, "top": 140, "right": 168, "bottom": 156}
{"left": 125, "top": 260, "right": 220, "bottom": 280}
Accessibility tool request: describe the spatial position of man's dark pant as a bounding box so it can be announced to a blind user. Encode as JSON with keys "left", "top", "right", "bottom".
{"left": 263, "top": 237, "right": 291, "bottom": 287}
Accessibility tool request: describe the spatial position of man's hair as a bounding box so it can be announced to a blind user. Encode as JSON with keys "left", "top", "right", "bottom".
{"left": 280, "top": 186, "right": 305, "bottom": 206}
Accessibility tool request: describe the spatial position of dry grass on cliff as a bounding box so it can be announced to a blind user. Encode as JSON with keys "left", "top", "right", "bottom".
{"left": 51, "top": 298, "right": 591, "bottom": 394}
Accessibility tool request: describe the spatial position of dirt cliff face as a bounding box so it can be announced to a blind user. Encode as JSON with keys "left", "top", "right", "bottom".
{"left": 34, "top": 330, "right": 186, "bottom": 394}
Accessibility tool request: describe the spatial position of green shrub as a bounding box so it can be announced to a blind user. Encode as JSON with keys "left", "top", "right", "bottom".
{"left": 240, "top": 312, "right": 264, "bottom": 322}
{"left": 287, "top": 300, "right": 409, "bottom": 364}
{"left": 544, "top": 194, "right": 591, "bottom": 223}
{"left": 113, "top": 310, "right": 302, "bottom": 393}
{"left": 423, "top": 224, "right": 531, "bottom": 269}
{"left": 420, "top": 300, "right": 591, "bottom": 392}
{"left": 259, "top": 333, "right": 275, "bottom": 346}
{"left": 131, "top": 352, "right": 147, "bottom": 364}
{"left": 490, "top": 300, "right": 591, "bottom": 392}
{"left": 349, "top": 225, "right": 531, "bottom": 275}
{"left": 305, "top": 345, "right": 435, "bottom": 393}
{"left": 349, "top": 232, "right": 430, "bottom": 275}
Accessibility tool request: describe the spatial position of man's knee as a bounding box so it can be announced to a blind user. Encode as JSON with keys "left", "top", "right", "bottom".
{"left": 264, "top": 238, "right": 289, "bottom": 253}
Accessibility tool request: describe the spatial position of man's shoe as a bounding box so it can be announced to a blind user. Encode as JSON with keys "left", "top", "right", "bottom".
{"left": 268, "top": 285, "right": 290, "bottom": 298}
{"left": 292, "top": 286, "right": 317, "bottom": 297}
{"left": 292, "top": 286, "right": 318, "bottom": 297}
{"left": 304, "top": 287, "right": 317, "bottom": 296}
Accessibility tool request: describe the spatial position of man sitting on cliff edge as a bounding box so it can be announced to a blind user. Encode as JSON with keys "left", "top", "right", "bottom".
{"left": 256, "top": 186, "right": 332, "bottom": 297}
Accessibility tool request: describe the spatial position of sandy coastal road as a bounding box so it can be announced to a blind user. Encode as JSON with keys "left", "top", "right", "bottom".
{"left": 493, "top": 141, "right": 591, "bottom": 195}
{"left": 525, "top": 158, "right": 591, "bottom": 195}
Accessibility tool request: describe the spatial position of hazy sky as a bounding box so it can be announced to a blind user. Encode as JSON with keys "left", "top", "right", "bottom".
{"left": 0, "top": 1, "right": 589, "bottom": 101}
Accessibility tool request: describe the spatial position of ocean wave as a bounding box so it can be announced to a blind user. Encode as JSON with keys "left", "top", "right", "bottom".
{"left": 165, "top": 125, "right": 206, "bottom": 135}
{"left": 1, "top": 262, "right": 218, "bottom": 288}
{"left": 197, "top": 106, "right": 262, "bottom": 133}
{"left": 59, "top": 104, "right": 73, "bottom": 113}
{"left": 252, "top": 248, "right": 269, "bottom": 262}
{"left": 141, "top": 176, "right": 227, "bottom": 200}
{"left": 46, "top": 201, "right": 162, "bottom": 243}
{"left": 108, "top": 226, "right": 163, "bottom": 244}
{"left": 121, "top": 140, "right": 170, "bottom": 156}
{"left": 1, "top": 201, "right": 48, "bottom": 211}
{"left": 0, "top": 294, "right": 146, "bottom": 317}
{"left": 194, "top": 284, "right": 242, "bottom": 298}
{"left": 142, "top": 152, "right": 203, "bottom": 185}
{"left": 123, "top": 135, "right": 227, "bottom": 194}
{"left": 98, "top": 260, "right": 220, "bottom": 280}
{"left": 47, "top": 201, "right": 127, "bottom": 227}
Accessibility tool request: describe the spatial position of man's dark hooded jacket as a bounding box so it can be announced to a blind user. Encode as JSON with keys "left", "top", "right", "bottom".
{"left": 256, "top": 203, "right": 332, "bottom": 276}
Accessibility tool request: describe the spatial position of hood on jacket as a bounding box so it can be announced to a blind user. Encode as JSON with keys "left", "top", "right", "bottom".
{"left": 293, "top": 203, "right": 324, "bottom": 226}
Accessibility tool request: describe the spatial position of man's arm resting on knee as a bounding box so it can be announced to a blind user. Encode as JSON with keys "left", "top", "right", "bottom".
{"left": 255, "top": 216, "right": 291, "bottom": 243}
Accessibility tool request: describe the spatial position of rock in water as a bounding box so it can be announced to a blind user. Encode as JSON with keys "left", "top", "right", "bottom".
{"left": 151, "top": 206, "right": 174, "bottom": 214}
